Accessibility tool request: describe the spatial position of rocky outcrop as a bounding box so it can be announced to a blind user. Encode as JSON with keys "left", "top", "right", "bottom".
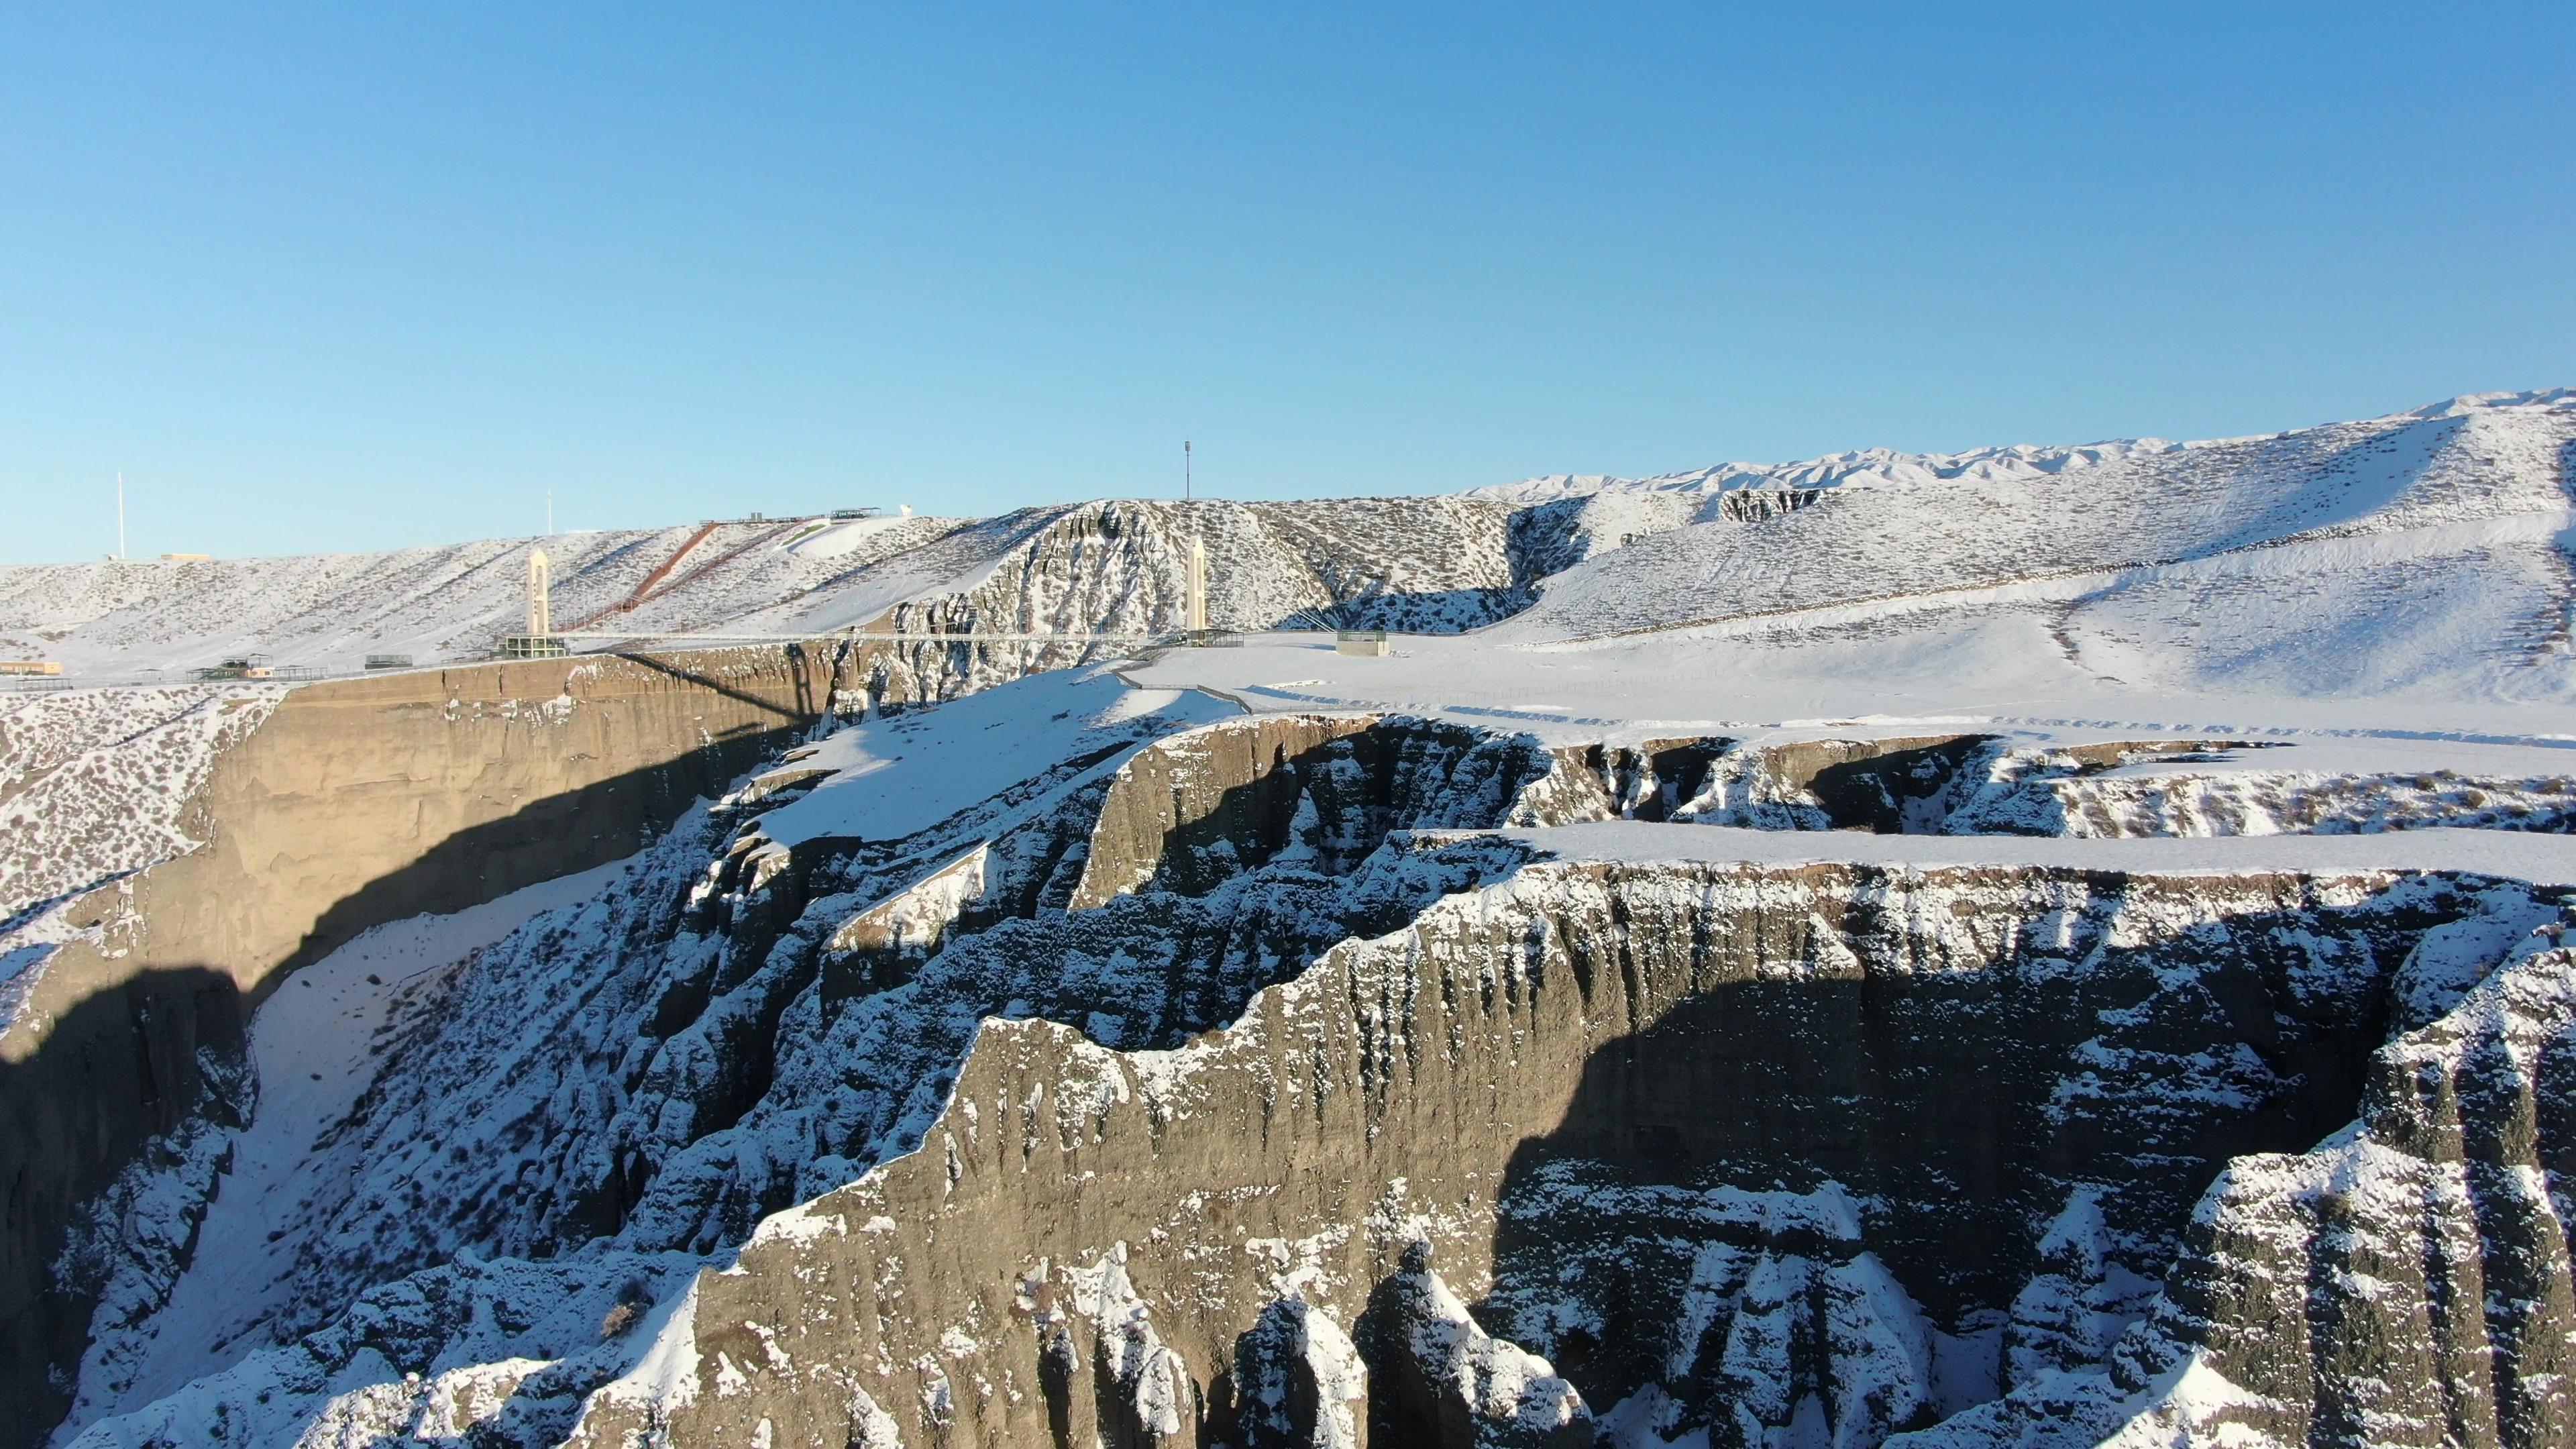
{"left": 556, "top": 852, "right": 2569, "bottom": 1448}
{"left": 1230, "top": 1293, "right": 1370, "bottom": 1448}
{"left": 43, "top": 674, "right": 2576, "bottom": 1448}
{"left": 1358, "top": 1242, "right": 1591, "bottom": 1448}
{"left": 843, "top": 498, "right": 1563, "bottom": 707}
{"left": 1069, "top": 715, "right": 1593, "bottom": 908}
{"left": 1666, "top": 734, "right": 2576, "bottom": 840}
{"left": 2, "top": 646, "right": 838, "bottom": 1447}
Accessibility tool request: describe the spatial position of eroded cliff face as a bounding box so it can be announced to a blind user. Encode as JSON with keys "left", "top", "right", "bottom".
{"left": 5, "top": 647, "right": 839, "bottom": 1446}
{"left": 42, "top": 684, "right": 2576, "bottom": 1449}
{"left": 1668, "top": 733, "right": 2576, "bottom": 841}
{"left": 561, "top": 851, "right": 2575, "bottom": 1449}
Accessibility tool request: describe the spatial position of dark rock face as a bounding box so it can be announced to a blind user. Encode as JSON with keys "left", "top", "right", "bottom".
{"left": 556, "top": 855, "right": 2574, "bottom": 1449}
{"left": 1357, "top": 1242, "right": 1592, "bottom": 1449}
{"left": 1070, "top": 714, "right": 1591, "bottom": 908}
{"left": 1229, "top": 1295, "right": 1369, "bottom": 1448}
{"left": 2058, "top": 934, "right": 2576, "bottom": 1449}
{"left": 48, "top": 693, "right": 2576, "bottom": 1448}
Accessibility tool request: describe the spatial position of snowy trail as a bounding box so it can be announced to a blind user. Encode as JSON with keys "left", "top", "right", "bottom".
{"left": 76, "top": 855, "right": 637, "bottom": 1431}
{"left": 1512, "top": 820, "right": 2576, "bottom": 884}
{"left": 1132, "top": 635, "right": 2576, "bottom": 752}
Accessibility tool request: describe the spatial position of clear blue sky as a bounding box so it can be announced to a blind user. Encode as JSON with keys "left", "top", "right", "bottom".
{"left": 4, "top": 4, "right": 2571, "bottom": 564}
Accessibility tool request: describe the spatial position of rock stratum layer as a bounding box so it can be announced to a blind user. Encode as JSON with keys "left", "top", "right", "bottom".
{"left": 6, "top": 647, "right": 847, "bottom": 1444}
{"left": 34, "top": 674, "right": 2576, "bottom": 1449}
{"left": 566, "top": 851, "right": 2576, "bottom": 1449}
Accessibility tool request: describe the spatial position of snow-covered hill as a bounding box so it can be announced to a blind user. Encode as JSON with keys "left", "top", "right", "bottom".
{"left": 0, "top": 497, "right": 1536, "bottom": 680}
{"left": 1491, "top": 390, "right": 2576, "bottom": 700}
{"left": 11, "top": 390, "right": 2570, "bottom": 708}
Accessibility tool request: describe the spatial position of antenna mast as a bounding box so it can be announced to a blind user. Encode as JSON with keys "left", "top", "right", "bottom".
{"left": 1184, "top": 440, "right": 1191, "bottom": 502}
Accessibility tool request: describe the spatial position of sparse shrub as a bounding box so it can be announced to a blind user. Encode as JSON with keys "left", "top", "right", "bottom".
{"left": 600, "top": 1301, "right": 642, "bottom": 1338}
{"left": 2461, "top": 788, "right": 2490, "bottom": 808}
{"left": 601, "top": 1275, "right": 655, "bottom": 1338}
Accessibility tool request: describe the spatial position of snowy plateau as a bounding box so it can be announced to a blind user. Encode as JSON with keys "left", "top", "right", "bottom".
{"left": 3, "top": 387, "right": 2576, "bottom": 1449}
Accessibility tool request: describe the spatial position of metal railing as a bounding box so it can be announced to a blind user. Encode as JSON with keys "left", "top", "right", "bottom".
{"left": 0, "top": 624, "right": 1267, "bottom": 695}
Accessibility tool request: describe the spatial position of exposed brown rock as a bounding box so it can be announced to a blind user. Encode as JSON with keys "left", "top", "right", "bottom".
{"left": 3, "top": 646, "right": 837, "bottom": 1446}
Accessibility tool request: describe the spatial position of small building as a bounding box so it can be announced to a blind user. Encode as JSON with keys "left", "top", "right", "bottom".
{"left": 502, "top": 635, "right": 570, "bottom": 660}
{"left": 830, "top": 507, "right": 882, "bottom": 521}
{"left": 160, "top": 552, "right": 211, "bottom": 561}
{"left": 1334, "top": 629, "right": 1392, "bottom": 657}
{"left": 0, "top": 660, "right": 63, "bottom": 676}
{"left": 364, "top": 653, "right": 415, "bottom": 670}
{"left": 195, "top": 658, "right": 274, "bottom": 680}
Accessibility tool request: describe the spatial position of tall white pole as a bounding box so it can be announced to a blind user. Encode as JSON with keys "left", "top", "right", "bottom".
{"left": 116, "top": 472, "right": 126, "bottom": 560}
{"left": 529, "top": 548, "right": 551, "bottom": 636}
{"left": 1187, "top": 536, "right": 1207, "bottom": 634}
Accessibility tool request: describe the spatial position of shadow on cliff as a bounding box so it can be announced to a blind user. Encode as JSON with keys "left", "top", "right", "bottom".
{"left": 1477, "top": 881, "right": 2450, "bottom": 1430}
{"left": 610, "top": 647, "right": 833, "bottom": 727}
{"left": 283, "top": 715, "right": 809, "bottom": 984}
{"left": 0, "top": 963, "right": 244, "bottom": 1445}
{"left": 1317, "top": 588, "right": 1529, "bottom": 635}
{"left": 1100, "top": 716, "right": 1561, "bottom": 906}
{"left": 1, "top": 713, "right": 821, "bottom": 1449}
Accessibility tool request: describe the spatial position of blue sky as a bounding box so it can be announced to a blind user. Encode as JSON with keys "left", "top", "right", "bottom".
{"left": 4, "top": 4, "right": 2570, "bottom": 564}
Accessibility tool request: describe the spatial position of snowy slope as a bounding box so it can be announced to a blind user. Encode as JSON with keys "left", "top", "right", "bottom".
{"left": 0, "top": 515, "right": 976, "bottom": 678}
{"left": 0, "top": 496, "right": 1540, "bottom": 678}
{"left": 1487, "top": 390, "right": 2576, "bottom": 703}
{"left": 7, "top": 388, "right": 2569, "bottom": 702}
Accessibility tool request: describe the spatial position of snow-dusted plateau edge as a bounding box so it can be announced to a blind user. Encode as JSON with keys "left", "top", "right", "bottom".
{"left": 11, "top": 384, "right": 2576, "bottom": 1449}
{"left": 41, "top": 669, "right": 2576, "bottom": 1449}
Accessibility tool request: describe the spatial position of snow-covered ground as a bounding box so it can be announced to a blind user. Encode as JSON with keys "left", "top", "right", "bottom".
{"left": 756, "top": 667, "right": 1234, "bottom": 848}
{"left": 1130, "top": 630, "right": 2576, "bottom": 752}
{"left": 58, "top": 857, "right": 641, "bottom": 1432}
{"left": 0, "top": 684, "right": 281, "bottom": 1032}
{"left": 1507, "top": 819, "right": 2576, "bottom": 883}
{"left": 1489, "top": 390, "right": 2576, "bottom": 702}
{"left": 19, "top": 385, "right": 2576, "bottom": 1449}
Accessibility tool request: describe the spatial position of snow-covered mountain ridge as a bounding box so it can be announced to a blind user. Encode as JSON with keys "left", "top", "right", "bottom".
{"left": 1473, "top": 388, "right": 2575, "bottom": 505}
{"left": 5, "top": 388, "right": 2568, "bottom": 689}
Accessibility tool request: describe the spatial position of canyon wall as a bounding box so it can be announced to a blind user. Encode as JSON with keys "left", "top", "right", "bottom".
{"left": 0, "top": 646, "right": 839, "bottom": 1446}
{"left": 574, "top": 853, "right": 2573, "bottom": 1448}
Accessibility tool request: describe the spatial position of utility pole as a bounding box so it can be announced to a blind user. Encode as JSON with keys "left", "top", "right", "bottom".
{"left": 1184, "top": 441, "right": 1191, "bottom": 502}
{"left": 116, "top": 472, "right": 126, "bottom": 560}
